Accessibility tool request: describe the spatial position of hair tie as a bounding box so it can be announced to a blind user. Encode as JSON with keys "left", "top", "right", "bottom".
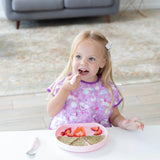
{"left": 105, "top": 39, "right": 112, "bottom": 51}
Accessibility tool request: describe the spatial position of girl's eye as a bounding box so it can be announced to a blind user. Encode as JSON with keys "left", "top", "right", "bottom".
{"left": 89, "top": 57, "right": 95, "bottom": 61}
{"left": 75, "top": 55, "right": 81, "bottom": 59}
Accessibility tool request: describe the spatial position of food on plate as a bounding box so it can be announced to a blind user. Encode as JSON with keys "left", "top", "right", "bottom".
{"left": 91, "top": 126, "right": 102, "bottom": 135}
{"left": 57, "top": 135, "right": 105, "bottom": 146}
{"left": 57, "top": 136, "right": 87, "bottom": 146}
{"left": 70, "top": 137, "right": 88, "bottom": 146}
{"left": 83, "top": 135, "right": 105, "bottom": 145}
{"left": 60, "top": 126, "right": 86, "bottom": 137}
{"left": 57, "top": 125, "right": 105, "bottom": 146}
{"left": 93, "top": 128, "right": 102, "bottom": 135}
{"left": 73, "top": 126, "right": 86, "bottom": 137}
{"left": 61, "top": 127, "right": 73, "bottom": 137}
{"left": 56, "top": 123, "right": 108, "bottom": 152}
{"left": 91, "top": 126, "right": 100, "bottom": 131}
{"left": 60, "top": 126, "right": 102, "bottom": 137}
{"left": 57, "top": 136, "right": 78, "bottom": 145}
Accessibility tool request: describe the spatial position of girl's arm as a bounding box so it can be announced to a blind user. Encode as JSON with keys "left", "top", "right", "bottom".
{"left": 47, "top": 86, "right": 71, "bottom": 117}
{"left": 47, "top": 74, "right": 81, "bottom": 117}
{"left": 110, "top": 107, "right": 144, "bottom": 130}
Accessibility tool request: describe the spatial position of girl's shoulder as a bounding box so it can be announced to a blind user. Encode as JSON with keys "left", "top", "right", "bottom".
{"left": 98, "top": 76, "right": 115, "bottom": 87}
{"left": 99, "top": 79, "right": 119, "bottom": 92}
{"left": 108, "top": 81, "right": 121, "bottom": 96}
{"left": 109, "top": 81, "right": 116, "bottom": 88}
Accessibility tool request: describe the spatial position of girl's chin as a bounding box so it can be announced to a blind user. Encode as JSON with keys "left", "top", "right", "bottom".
{"left": 81, "top": 75, "right": 97, "bottom": 82}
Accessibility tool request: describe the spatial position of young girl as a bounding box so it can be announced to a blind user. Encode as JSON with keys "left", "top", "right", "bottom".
{"left": 47, "top": 30, "right": 144, "bottom": 131}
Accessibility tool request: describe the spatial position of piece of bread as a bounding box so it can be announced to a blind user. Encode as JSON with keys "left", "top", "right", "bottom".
{"left": 57, "top": 136, "right": 78, "bottom": 145}
{"left": 83, "top": 135, "right": 105, "bottom": 145}
{"left": 57, "top": 135, "right": 105, "bottom": 146}
{"left": 70, "top": 137, "right": 88, "bottom": 146}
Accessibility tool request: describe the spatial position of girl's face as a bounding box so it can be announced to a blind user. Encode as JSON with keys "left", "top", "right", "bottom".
{"left": 72, "top": 39, "right": 106, "bottom": 82}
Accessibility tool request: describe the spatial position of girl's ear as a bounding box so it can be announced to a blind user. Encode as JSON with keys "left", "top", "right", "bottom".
{"left": 100, "top": 58, "right": 106, "bottom": 68}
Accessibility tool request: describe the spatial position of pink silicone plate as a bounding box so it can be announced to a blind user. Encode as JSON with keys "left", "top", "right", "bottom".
{"left": 55, "top": 123, "right": 108, "bottom": 153}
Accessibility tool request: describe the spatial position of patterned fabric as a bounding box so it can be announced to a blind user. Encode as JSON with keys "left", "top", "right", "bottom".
{"left": 47, "top": 76, "right": 123, "bottom": 130}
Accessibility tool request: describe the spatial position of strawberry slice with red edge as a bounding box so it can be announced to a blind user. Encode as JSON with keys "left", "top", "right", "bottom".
{"left": 64, "top": 127, "right": 71, "bottom": 134}
{"left": 60, "top": 131, "right": 65, "bottom": 136}
{"left": 60, "top": 127, "right": 73, "bottom": 137}
{"left": 94, "top": 129, "right": 102, "bottom": 135}
{"left": 66, "top": 132, "right": 73, "bottom": 137}
{"left": 73, "top": 126, "right": 86, "bottom": 137}
{"left": 65, "top": 129, "right": 73, "bottom": 137}
{"left": 91, "top": 126, "right": 99, "bottom": 131}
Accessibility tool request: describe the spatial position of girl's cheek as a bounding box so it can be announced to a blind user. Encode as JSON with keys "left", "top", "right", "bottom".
{"left": 91, "top": 63, "right": 100, "bottom": 74}
{"left": 89, "top": 60, "right": 99, "bottom": 66}
{"left": 91, "top": 62, "right": 99, "bottom": 69}
{"left": 72, "top": 60, "right": 76, "bottom": 67}
{"left": 72, "top": 62, "right": 78, "bottom": 73}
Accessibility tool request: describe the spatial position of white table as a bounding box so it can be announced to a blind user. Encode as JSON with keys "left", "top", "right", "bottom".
{"left": 0, "top": 125, "right": 160, "bottom": 160}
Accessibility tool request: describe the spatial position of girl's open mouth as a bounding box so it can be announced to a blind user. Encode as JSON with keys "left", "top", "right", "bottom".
{"left": 78, "top": 69, "right": 89, "bottom": 75}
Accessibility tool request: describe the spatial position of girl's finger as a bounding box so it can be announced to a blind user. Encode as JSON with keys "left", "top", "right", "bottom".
{"left": 123, "top": 119, "right": 130, "bottom": 124}
{"left": 131, "top": 117, "right": 140, "bottom": 122}
{"left": 126, "top": 123, "right": 139, "bottom": 130}
{"left": 65, "top": 75, "right": 72, "bottom": 81}
{"left": 135, "top": 121, "right": 144, "bottom": 131}
{"left": 70, "top": 75, "right": 77, "bottom": 85}
{"left": 76, "top": 74, "right": 81, "bottom": 81}
{"left": 138, "top": 122, "right": 144, "bottom": 131}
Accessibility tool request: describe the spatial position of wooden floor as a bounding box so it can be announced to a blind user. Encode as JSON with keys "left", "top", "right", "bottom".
{"left": 0, "top": 81, "right": 160, "bottom": 131}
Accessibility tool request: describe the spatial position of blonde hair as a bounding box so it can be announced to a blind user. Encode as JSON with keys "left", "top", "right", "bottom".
{"left": 50, "top": 30, "right": 124, "bottom": 112}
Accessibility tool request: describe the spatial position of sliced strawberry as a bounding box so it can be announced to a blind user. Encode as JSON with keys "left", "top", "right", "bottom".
{"left": 94, "top": 129, "right": 102, "bottom": 135}
{"left": 66, "top": 132, "right": 73, "bottom": 137}
{"left": 60, "top": 131, "right": 65, "bottom": 136}
{"left": 79, "top": 127, "right": 86, "bottom": 136}
{"left": 91, "top": 126, "right": 99, "bottom": 131}
{"left": 65, "top": 130, "right": 71, "bottom": 135}
{"left": 60, "top": 127, "right": 72, "bottom": 136}
{"left": 73, "top": 126, "right": 86, "bottom": 137}
{"left": 64, "top": 127, "right": 72, "bottom": 134}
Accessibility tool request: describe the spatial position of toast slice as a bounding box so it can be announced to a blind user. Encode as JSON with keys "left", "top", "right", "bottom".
{"left": 83, "top": 135, "right": 105, "bottom": 145}
{"left": 70, "top": 137, "right": 88, "bottom": 146}
{"left": 57, "top": 136, "right": 78, "bottom": 145}
{"left": 58, "top": 135, "right": 105, "bottom": 146}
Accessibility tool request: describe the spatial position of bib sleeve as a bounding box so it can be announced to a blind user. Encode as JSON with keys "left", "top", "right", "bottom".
{"left": 47, "top": 79, "right": 64, "bottom": 96}
{"left": 110, "top": 83, "right": 123, "bottom": 108}
{"left": 47, "top": 82, "right": 55, "bottom": 93}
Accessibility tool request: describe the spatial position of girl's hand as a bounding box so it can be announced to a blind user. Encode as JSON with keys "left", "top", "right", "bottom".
{"left": 62, "top": 74, "right": 81, "bottom": 92}
{"left": 121, "top": 117, "right": 144, "bottom": 131}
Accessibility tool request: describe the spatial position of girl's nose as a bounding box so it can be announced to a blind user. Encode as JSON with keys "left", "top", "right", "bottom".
{"left": 80, "top": 59, "right": 88, "bottom": 66}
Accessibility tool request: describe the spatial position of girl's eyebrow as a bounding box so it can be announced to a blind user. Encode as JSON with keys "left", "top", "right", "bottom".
{"left": 75, "top": 51, "right": 98, "bottom": 58}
